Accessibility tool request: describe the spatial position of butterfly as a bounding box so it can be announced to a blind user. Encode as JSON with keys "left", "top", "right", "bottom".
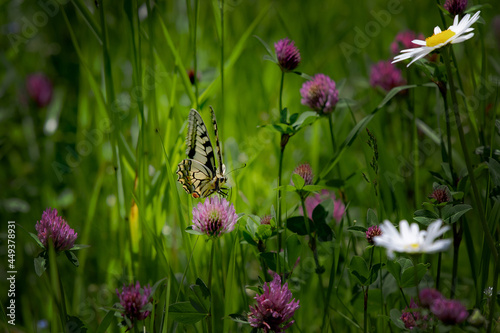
{"left": 176, "top": 107, "right": 228, "bottom": 198}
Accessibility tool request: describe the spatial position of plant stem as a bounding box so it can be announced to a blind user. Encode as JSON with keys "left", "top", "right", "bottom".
{"left": 56, "top": 264, "right": 68, "bottom": 333}
{"left": 450, "top": 222, "right": 462, "bottom": 299}
{"left": 220, "top": 0, "right": 224, "bottom": 116}
{"left": 276, "top": 70, "right": 286, "bottom": 276}
{"left": 328, "top": 115, "right": 336, "bottom": 150}
{"left": 436, "top": 208, "right": 443, "bottom": 290}
{"left": 279, "top": 71, "right": 284, "bottom": 114}
{"left": 438, "top": 85, "right": 454, "bottom": 181}
{"left": 207, "top": 240, "right": 215, "bottom": 333}
{"left": 442, "top": 47, "right": 498, "bottom": 263}
{"left": 193, "top": 0, "right": 199, "bottom": 109}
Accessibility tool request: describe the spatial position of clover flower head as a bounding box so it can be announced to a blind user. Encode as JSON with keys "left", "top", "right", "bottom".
{"left": 35, "top": 208, "right": 78, "bottom": 252}
{"left": 419, "top": 288, "right": 444, "bottom": 308}
{"left": 400, "top": 299, "right": 425, "bottom": 330}
{"left": 370, "top": 60, "right": 406, "bottom": 92}
{"left": 444, "top": 0, "right": 468, "bottom": 16}
{"left": 191, "top": 197, "right": 238, "bottom": 238}
{"left": 430, "top": 185, "right": 452, "bottom": 204}
{"left": 274, "top": 38, "right": 301, "bottom": 72}
{"left": 300, "top": 74, "right": 339, "bottom": 114}
{"left": 292, "top": 163, "right": 313, "bottom": 186}
{"left": 116, "top": 281, "right": 152, "bottom": 324}
{"left": 248, "top": 273, "right": 300, "bottom": 332}
{"left": 261, "top": 214, "right": 272, "bottom": 225}
{"left": 431, "top": 298, "right": 469, "bottom": 325}
{"left": 366, "top": 225, "right": 382, "bottom": 245}
{"left": 26, "top": 73, "right": 53, "bottom": 108}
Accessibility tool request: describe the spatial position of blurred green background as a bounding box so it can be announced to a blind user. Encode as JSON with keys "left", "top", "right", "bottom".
{"left": 1, "top": 0, "right": 499, "bottom": 331}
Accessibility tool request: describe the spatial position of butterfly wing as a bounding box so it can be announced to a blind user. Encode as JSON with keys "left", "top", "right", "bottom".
{"left": 185, "top": 109, "right": 217, "bottom": 173}
{"left": 177, "top": 108, "right": 226, "bottom": 198}
{"left": 177, "top": 158, "right": 216, "bottom": 198}
{"left": 209, "top": 106, "right": 224, "bottom": 174}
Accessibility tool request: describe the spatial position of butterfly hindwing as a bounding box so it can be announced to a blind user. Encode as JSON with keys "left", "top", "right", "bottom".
{"left": 177, "top": 108, "right": 227, "bottom": 198}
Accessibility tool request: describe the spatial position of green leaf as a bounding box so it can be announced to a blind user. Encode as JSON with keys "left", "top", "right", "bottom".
{"left": 441, "top": 204, "right": 472, "bottom": 224}
{"left": 69, "top": 244, "right": 91, "bottom": 251}
{"left": 291, "top": 173, "right": 305, "bottom": 189}
{"left": 366, "top": 209, "right": 378, "bottom": 226}
{"left": 347, "top": 226, "right": 367, "bottom": 236}
{"left": 280, "top": 107, "right": 288, "bottom": 124}
{"left": 66, "top": 315, "right": 87, "bottom": 332}
{"left": 65, "top": 251, "right": 79, "bottom": 267}
{"left": 260, "top": 252, "right": 277, "bottom": 272}
{"left": 286, "top": 234, "right": 301, "bottom": 270}
{"left": 487, "top": 158, "right": 500, "bottom": 187}
{"left": 229, "top": 313, "right": 248, "bottom": 324}
{"left": 312, "top": 204, "right": 328, "bottom": 224}
{"left": 253, "top": 35, "right": 276, "bottom": 60}
{"left": 242, "top": 230, "right": 258, "bottom": 246}
{"left": 349, "top": 256, "right": 369, "bottom": 285}
{"left": 286, "top": 216, "right": 314, "bottom": 235}
{"left": 185, "top": 226, "right": 204, "bottom": 235}
{"left": 389, "top": 309, "right": 406, "bottom": 330}
{"left": 256, "top": 224, "right": 273, "bottom": 240}
{"left": 289, "top": 112, "right": 299, "bottom": 124}
{"left": 34, "top": 252, "right": 47, "bottom": 277}
{"left": 400, "top": 263, "right": 429, "bottom": 288}
{"left": 96, "top": 310, "right": 115, "bottom": 333}
{"left": 29, "top": 232, "right": 45, "bottom": 249}
{"left": 413, "top": 209, "right": 439, "bottom": 225}
{"left": 168, "top": 302, "right": 207, "bottom": 324}
{"left": 316, "top": 221, "right": 334, "bottom": 242}
{"left": 292, "top": 111, "right": 318, "bottom": 130}
{"left": 386, "top": 259, "right": 402, "bottom": 285}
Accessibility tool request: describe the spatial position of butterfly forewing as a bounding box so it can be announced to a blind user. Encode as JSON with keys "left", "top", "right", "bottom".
{"left": 186, "top": 109, "right": 216, "bottom": 173}
{"left": 177, "top": 108, "right": 227, "bottom": 198}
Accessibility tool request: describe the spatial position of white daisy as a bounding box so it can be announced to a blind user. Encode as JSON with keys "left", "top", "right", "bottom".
{"left": 392, "top": 11, "right": 481, "bottom": 67}
{"left": 373, "top": 219, "right": 452, "bottom": 259}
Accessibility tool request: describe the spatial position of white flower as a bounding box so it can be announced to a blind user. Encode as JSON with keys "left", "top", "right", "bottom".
{"left": 392, "top": 11, "right": 481, "bottom": 67}
{"left": 373, "top": 219, "right": 452, "bottom": 258}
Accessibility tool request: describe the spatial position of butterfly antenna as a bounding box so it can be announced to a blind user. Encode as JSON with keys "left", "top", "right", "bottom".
{"left": 226, "top": 163, "right": 247, "bottom": 176}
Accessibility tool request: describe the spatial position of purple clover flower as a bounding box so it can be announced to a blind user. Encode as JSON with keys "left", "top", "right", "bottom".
{"left": 370, "top": 61, "right": 406, "bottom": 92}
{"left": 248, "top": 273, "right": 300, "bottom": 332}
{"left": 391, "top": 30, "right": 425, "bottom": 55}
{"left": 261, "top": 214, "right": 272, "bottom": 225}
{"left": 300, "top": 74, "right": 339, "bottom": 115}
{"left": 366, "top": 225, "right": 382, "bottom": 245}
{"left": 116, "top": 281, "right": 152, "bottom": 325}
{"left": 300, "top": 189, "right": 345, "bottom": 223}
{"left": 429, "top": 185, "right": 452, "bottom": 204}
{"left": 35, "top": 208, "right": 77, "bottom": 252}
{"left": 292, "top": 163, "right": 313, "bottom": 186}
{"left": 400, "top": 299, "right": 427, "bottom": 330}
{"left": 191, "top": 197, "right": 238, "bottom": 238}
{"left": 274, "top": 38, "right": 301, "bottom": 72}
{"left": 419, "top": 288, "right": 444, "bottom": 308}
{"left": 431, "top": 298, "right": 469, "bottom": 325}
{"left": 26, "top": 73, "right": 53, "bottom": 108}
{"left": 444, "top": 0, "right": 468, "bottom": 16}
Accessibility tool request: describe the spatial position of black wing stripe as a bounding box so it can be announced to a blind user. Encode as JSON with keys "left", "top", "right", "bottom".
{"left": 186, "top": 109, "right": 216, "bottom": 172}
{"left": 210, "top": 106, "right": 224, "bottom": 171}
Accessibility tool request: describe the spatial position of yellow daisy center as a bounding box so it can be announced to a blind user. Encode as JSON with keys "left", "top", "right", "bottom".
{"left": 425, "top": 29, "right": 456, "bottom": 47}
{"left": 410, "top": 243, "right": 420, "bottom": 249}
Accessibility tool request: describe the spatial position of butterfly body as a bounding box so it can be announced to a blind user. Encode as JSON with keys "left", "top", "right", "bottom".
{"left": 177, "top": 108, "right": 227, "bottom": 198}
